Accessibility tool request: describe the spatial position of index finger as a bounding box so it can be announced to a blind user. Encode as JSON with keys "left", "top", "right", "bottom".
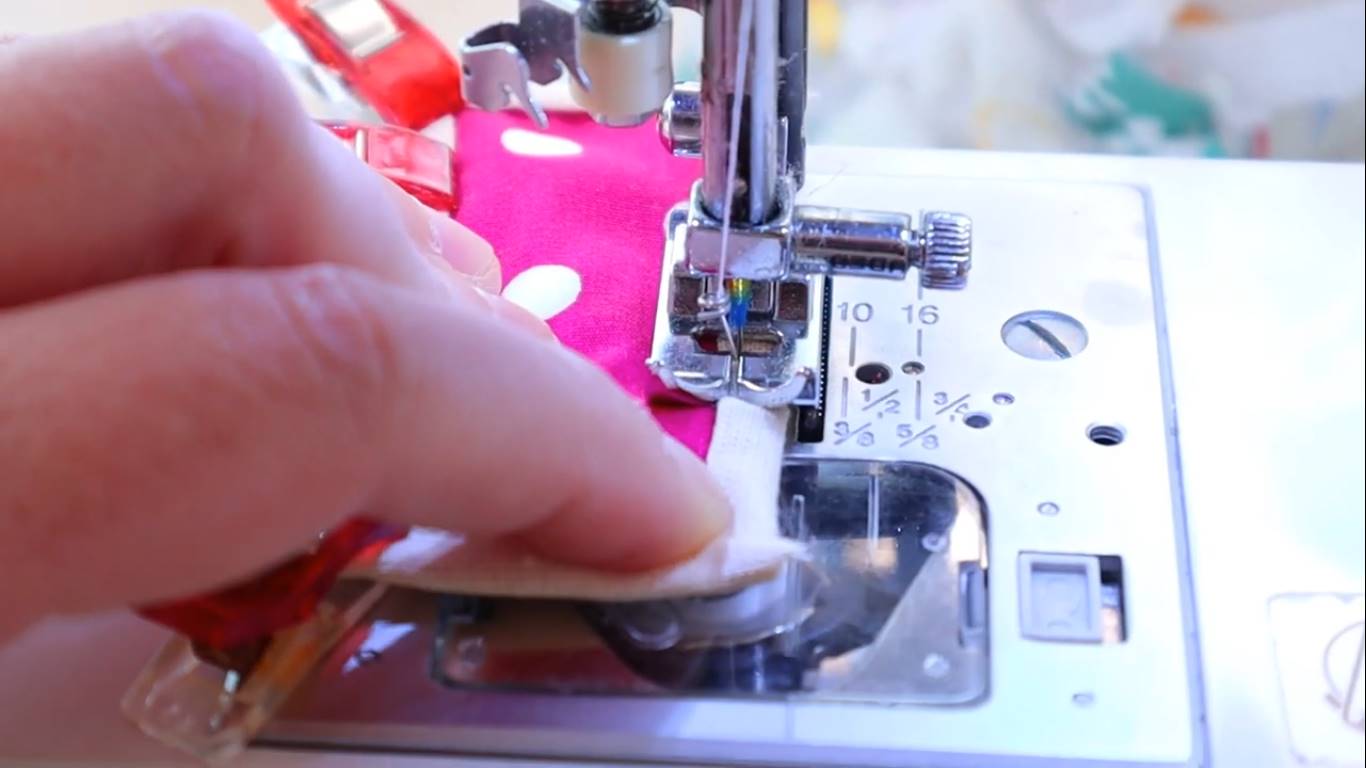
{"left": 0, "top": 265, "right": 730, "bottom": 628}
{"left": 0, "top": 11, "right": 499, "bottom": 305}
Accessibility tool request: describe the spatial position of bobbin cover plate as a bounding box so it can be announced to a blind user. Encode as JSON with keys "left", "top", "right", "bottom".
{"left": 428, "top": 461, "right": 990, "bottom": 706}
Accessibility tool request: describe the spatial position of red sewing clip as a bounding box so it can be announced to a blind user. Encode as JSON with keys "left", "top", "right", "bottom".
{"left": 266, "top": 0, "right": 464, "bottom": 130}
{"left": 125, "top": 516, "right": 405, "bottom": 761}
{"left": 322, "top": 119, "right": 459, "bottom": 213}
{"left": 136, "top": 518, "right": 405, "bottom": 650}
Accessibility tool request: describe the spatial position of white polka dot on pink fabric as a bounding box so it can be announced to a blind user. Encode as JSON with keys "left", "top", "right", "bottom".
{"left": 499, "top": 128, "right": 585, "bottom": 157}
{"left": 502, "top": 265, "right": 582, "bottom": 321}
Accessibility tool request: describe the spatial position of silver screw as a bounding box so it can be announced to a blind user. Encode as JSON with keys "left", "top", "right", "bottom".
{"left": 921, "top": 533, "right": 948, "bottom": 552}
{"left": 1038, "top": 502, "right": 1060, "bottom": 517}
{"left": 922, "top": 653, "right": 951, "bottom": 678}
{"left": 454, "top": 637, "right": 486, "bottom": 670}
{"left": 1002, "top": 311, "right": 1089, "bottom": 361}
{"left": 620, "top": 605, "right": 682, "bottom": 651}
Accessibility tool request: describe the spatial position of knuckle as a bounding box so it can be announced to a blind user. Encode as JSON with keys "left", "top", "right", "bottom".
{"left": 135, "top": 10, "right": 299, "bottom": 176}
{"left": 266, "top": 265, "right": 401, "bottom": 435}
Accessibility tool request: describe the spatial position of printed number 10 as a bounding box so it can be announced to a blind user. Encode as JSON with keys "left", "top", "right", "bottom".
{"left": 838, "top": 302, "right": 874, "bottom": 322}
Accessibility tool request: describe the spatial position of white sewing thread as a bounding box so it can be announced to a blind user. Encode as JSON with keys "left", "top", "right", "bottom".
{"left": 714, "top": 0, "right": 756, "bottom": 288}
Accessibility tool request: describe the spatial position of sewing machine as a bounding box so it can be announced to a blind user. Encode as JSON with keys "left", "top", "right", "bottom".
{"left": 225, "top": 3, "right": 1194, "bottom": 765}
{"left": 0, "top": 2, "right": 1361, "bottom": 767}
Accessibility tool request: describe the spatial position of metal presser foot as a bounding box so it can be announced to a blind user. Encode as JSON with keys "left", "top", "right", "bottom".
{"left": 647, "top": 186, "right": 973, "bottom": 408}
{"left": 457, "top": 0, "right": 974, "bottom": 410}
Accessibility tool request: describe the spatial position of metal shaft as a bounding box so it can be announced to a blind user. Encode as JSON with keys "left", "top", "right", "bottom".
{"left": 778, "top": 0, "right": 807, "bottom": 186}
{"left": 583, "top": 0, "right": 662, "bottom": 33}
{"left": 700, "top": 0, "right": 781, "bottom": 225}
{"left": 791, "top": 207, "right": 917, "bottom": 279}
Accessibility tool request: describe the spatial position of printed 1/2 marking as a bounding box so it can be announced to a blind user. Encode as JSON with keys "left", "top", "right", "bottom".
{"left": 862, "top": 388, "right": 901, "bottom": 419}
{"left": 863, "top": 388, "right": 896, "bottom": 412}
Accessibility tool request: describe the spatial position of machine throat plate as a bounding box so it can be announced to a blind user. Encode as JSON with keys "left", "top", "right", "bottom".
{"left": 262, "top": 174, "right": 1200, "bottom": 768}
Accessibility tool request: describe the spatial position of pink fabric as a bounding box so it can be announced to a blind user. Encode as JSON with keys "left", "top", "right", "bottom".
{"left": 453, "top": 110, "right": 715, "bottom": 457}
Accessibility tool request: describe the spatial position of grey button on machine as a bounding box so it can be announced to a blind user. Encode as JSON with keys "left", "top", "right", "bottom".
{"left": 1018, "top": 553, "right": 1105, "bottom": 643}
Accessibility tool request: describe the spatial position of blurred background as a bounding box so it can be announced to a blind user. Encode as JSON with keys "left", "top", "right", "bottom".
{"left": 3, "top": 0, "right": 1363, "bottom": 162}
{"left": 805, "top": 0, "right": 1365, "bottom": 161}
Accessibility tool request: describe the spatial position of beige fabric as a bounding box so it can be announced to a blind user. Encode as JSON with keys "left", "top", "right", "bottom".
{"left": 344, "top": 398, "right": 802, "bottom": 600}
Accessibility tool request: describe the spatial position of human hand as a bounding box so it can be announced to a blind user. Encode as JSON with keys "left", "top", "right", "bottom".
{"left": 0, "top": 11, "right": 729, "bottom": 640}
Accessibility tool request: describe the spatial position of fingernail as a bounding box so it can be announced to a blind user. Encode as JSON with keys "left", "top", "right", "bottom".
{"left": 387, "top": 180, "right": 501, "bottom": 292}
{"left": 660, "top": 436, "right": 732, "bottom": 551}
{"left": 428, "top": 213, "right": 501, "bottom": 292}
{"left": 425, "top": 246, "right": 465, "bottom": 293}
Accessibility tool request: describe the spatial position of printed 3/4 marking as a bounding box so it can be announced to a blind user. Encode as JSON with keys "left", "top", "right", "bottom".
{"left": 934, "top": 393, "right": 971, "bottom": 418}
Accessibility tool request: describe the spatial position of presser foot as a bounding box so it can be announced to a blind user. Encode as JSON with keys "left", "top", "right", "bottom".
{"left": 647, "top": 182, "right": 973, "bottom": 409}
{"left": 646, "top": 204, "right": 826, "bottom": 409}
